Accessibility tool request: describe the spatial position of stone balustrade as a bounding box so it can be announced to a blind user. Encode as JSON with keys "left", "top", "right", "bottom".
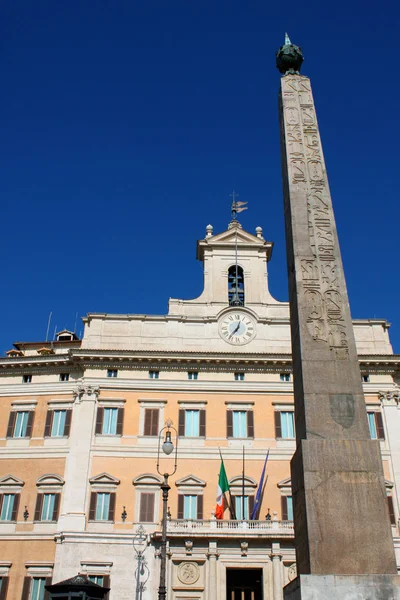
{"left": 166, "top": 518, "right": 294, "bottom": 537}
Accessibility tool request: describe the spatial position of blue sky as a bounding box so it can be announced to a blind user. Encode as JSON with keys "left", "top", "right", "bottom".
{"left": 1, "top": 1, "right": 399, "bottom": 353}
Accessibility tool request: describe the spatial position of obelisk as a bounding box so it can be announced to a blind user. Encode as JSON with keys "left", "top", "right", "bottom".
{"left": 277, "top": 35, "right": 400, "bottom": 598}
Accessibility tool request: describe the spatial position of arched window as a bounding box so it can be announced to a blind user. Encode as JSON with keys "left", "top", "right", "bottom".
{"left": 228, "top": 265, "right": 245, "bottom": 306}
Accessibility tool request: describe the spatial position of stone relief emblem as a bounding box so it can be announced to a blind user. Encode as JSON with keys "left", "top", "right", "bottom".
{"left": 288, "top": 563, "right": 297, "bottom": 582}
{"left": 330, "top": 394, "right": 355, "bottom": 429}
{"left": 177, "top": 562, "right": 200, "bottom": 585}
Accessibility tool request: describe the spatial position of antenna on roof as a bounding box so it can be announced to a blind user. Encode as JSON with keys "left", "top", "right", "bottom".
{"left": 73, "top": 312, "right": 78, "bottom": 333}
{"left": 45, "top": 311, "right": 52, "bottom": 342}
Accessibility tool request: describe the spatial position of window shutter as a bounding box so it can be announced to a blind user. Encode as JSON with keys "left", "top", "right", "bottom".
{"left": 44, "top": 577, "right": 52, "bottom": 600}
{"left": 274, "top": 412, "right": 282, "bottom": 438}
{"left": 178, "top": 410, "right": 185, "bottom": 436}
{"left": 6, "top": 412, "right": 16, "bottom": 438}
{"left": 52, "top": 494, "right": 60, "bottom": 521}
{"left": 26, "top": 412, "right": 34, "bottom": 438}
{"left": 248, "top": 495, "right": 255, "bottom": 519}
{"left": 103, "top": 575, "right": 110, "bottom": 600}
{"left": 0, "top": 577, "right": 9, "bottom": 600}
{"left": 95, "top": 407, "right": 104, "bottom": 435}
{"left": 144, "top": 409, "right": 159, "bottom": 436}
{"left": 116, "top": 408, "right": 124, "bottom": 436}
{"left": 11, "top": 494, "right": 20, "bottom": 522}
{"left": 281, "top": 496, "right": 288, "bottom": 521}
{"left": 0, "top": 495, "right": 3, "bottom": 516}
{"left": 108, "top": 493, "right": 116, "bottom": 521}
{"left": 247, "top": 411, "right": 254, "bottom": 438}
{"left": 387, "top": 496, "right": 396, "bottom": 525}
{"left": 44, "top": 411, "right": 53, "bottom": 437}
{"left": 227, "top": 411, "right": 233, "bottom": 438}
{"left": 197, "top": 495, "right": 203, "bottom": 520}
{"left": 34, "top": 494, "right": 43, "bottom": 521}
{"left": 199, "top": 410, "right": 206, "bottom": 437}
{"left": 375, "top": 413, "right": 385, "bottom": 440}
{"left": 139, "top": 493, "right": 155, "bottom": 522}
{"left": 89, "top": 492, "right": 97, "bottom": 521}
{"left": 151, "top": 409, "right": 159, "bottom": 436}
{"left": 177, "top": 495, "right": 184, "bottom": 519}
{"left": 64, "top": 409, "right": 72, "bottom": 437}
{"left": 21, "top": 577, "right": 31, "bottom": 600}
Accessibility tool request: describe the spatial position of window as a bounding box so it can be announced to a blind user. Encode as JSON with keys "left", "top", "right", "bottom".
{"left": 227, "top": 410, "right": 254, "bottom": 439}
{"left": 34, "top": 493, "right": 60, "bottom": 522}
{"left": 178, "top": 409, "right": 206, "bottom": 437}
{"left": 188, "top": 371, "right": 198, "bottom": 380}
{"left": 139, "top": 492, "right": 155, "bottom": 522}
{"left": 59, "top": 373, "right": 70, "bottom": 382}
{"left": 0, "top": 493, "right": 19, "bottom": 521}
{"left": 0, "top": 577, "right": 9, "bottom": 599}
{"left": 89, "top": 492, "right": 116, "bottom": 522}
{"left": 44, "top": 409, "right": 71, "bottom": 437}
{"left": 387, "top": 496, "right": 396, "bottom": 526}
{"left": 281, "top": 495, "right": 293, "bottom": 520}
{"left": 362, "top": 374, "right": 370, "bottom": 383}
{"left": 228, "top": 265, "right": 245, "bottom": 306}
{"left": 234, "top": 496, "right": 255, "bottom": 520}
{"left": 95, "top": 407, "right": 124, "bottom": 436}
{"left": 149, "top": 370, "right": 159, "bottom": 379}
{"left": 234, "top": 372, "right": 245, "bottom": 381}
{"left": 7, "top": 411, "right": 34, "bottom": 439}
{"left": 368, "top": 412, "right": 385, "bottom": 440}
{"left": 88, "top": 575, "right": 104, "bottom": 586}
{"left": 143, "top": 408, "right": 159, "bottom": 436}
{"left": 178, "top": 495, "right": 203, "bottom": 520}
{"left": 22, "top": 374, "right": 32, "bottom": 383}
{"left": 107, "top": 369, "right": 118, "bottom": 378}
{"left": 21, "top": 577, "right": 52, "bottom": 600}
{"left": 274, "top": 412, "right": 295, "bottom": 439}
{"left": 30, "top": 578, "right": 46, "bottom": 600}
{"left": 280, "top": 373, "right": 290, "bottom": 382}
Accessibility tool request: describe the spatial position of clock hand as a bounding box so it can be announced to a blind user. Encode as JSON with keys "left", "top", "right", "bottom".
{"left": 229, "top": 321, "right": 241, "bottom": 339}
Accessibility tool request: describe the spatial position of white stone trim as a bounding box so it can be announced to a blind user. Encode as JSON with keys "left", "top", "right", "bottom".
{"left": 225, "top": 402, "right": 254, "bottom": 409}
{"left": 25, "top": 562, "right": 54, "bottom": 577}
{"left": 80, "top": 561, "right": 113, "bottom": 575}
{"left": 272, "top": 402, "right": 294, "bottom": 410}
{"left": 178, "top": 401, "right": 208, "bottom": 408}
{"left": 98, "top": 397, "right": 126, "bottom": 407}
{"left": 0, "top": 475, "right": 24, "bottom": 491}
{"left": 0, "top": 562, "right": 11, "bottom": 576}
{"left": 10, "top": 400, "right": 37, "bottom": 410}
{"left": 47, "top": 400, "right": 74, "bottom": 409}
{"left": 175, "top": 475, "right": 206, "bottom": 494}
{"left": 89, "top": 473, "right": 120, "bottom": 491}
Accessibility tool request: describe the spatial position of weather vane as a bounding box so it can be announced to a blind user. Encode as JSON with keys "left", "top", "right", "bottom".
{"left": 230, "top": 190, "right": 248, "bottom": 221}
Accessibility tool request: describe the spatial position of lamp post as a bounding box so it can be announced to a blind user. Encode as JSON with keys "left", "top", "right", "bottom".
{"left": 133, "top": 525, "right": 148, "bottom": 600}
{"left": 156, "top": 419, "right": 178, "bottom": 600}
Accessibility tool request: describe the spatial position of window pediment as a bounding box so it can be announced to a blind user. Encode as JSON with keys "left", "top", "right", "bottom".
{"left": 175, "top": 475, "right": 206, "bottom": 488}
{"left": 133, "top": 473, "right": 162, "bottom": 487}
{"left": 89, "top": 473, "right": 120, "bottom": 486}
{"left": 277, "top": 477, "right": 291, "bottom": 488}
{"left": 36, "top": 474, "right": 65, "bottom": 492}
{"left": 0, "top": 474, "right": 25, "bottom": 489}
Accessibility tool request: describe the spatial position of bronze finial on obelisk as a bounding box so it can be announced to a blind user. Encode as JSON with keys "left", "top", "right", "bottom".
{"left": 277, "top": 34, "right": 400, "bottom": 598}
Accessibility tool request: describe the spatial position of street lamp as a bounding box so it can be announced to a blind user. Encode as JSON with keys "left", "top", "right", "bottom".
{"left": 156, "top": 419, "right": 178, "bottom": 600}
{"left": 133, "top": 525, "right": 148, "bottom": 600}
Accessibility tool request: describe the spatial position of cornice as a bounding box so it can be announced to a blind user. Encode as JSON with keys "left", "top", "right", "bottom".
{"left": 0, "top": 349, "right": 399, "bottom": 376}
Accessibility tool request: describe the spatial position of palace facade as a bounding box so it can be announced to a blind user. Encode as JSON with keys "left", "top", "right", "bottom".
{"left": 0, "top": 219, "right": 399, "bottom": 600}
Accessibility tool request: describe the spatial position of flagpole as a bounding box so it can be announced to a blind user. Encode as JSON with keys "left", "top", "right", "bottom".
{"left": 242, "top": 445, "right": 245, "bottom": 520}
{"left": 218, "top": 447, "right": 235, "bottom": 520}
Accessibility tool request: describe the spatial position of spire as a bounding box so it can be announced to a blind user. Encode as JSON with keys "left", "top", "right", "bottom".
{"left": 284, "top": 32, "right": 291, "bottom": 45}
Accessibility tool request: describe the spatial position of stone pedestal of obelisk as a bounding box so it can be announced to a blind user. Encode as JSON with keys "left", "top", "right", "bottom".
{"left": 277, "top": 36, "right": 400, "bottom": 598}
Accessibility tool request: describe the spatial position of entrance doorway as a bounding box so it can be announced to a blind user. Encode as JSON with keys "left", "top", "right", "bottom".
{"left": 226, "top": 568, "right": 263, "bottom": 600}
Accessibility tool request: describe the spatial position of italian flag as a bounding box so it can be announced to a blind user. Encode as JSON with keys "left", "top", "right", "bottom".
{"left": 215, "top": 460, "right": 230, "bottom": 519}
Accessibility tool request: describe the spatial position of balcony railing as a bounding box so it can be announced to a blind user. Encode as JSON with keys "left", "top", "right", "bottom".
{"left": 166, "top": 518, "right": 294, "bottom": 536}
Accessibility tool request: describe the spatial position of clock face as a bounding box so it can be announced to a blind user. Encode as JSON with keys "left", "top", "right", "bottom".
{"left": 218, "top": 311, "right": 256, "bottom": 346}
